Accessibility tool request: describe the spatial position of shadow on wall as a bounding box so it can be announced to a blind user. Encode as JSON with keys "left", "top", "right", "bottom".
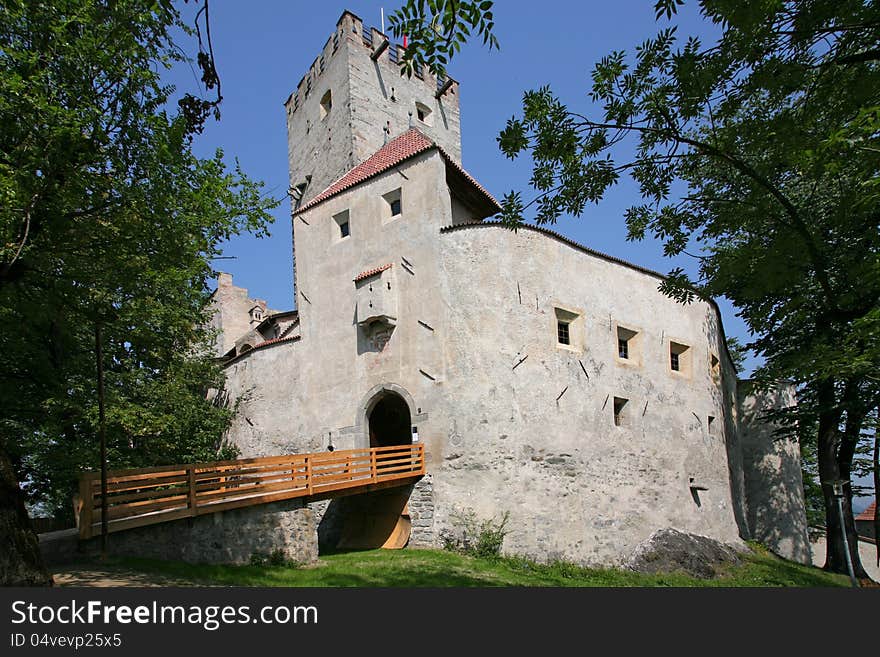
{"left": 738, "top": 381, "right": 812, "bottom": 564}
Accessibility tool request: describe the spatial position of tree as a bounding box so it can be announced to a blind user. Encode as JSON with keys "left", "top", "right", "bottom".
{"left": 391, "top": 0, "right": 880, "bottom": 577}
{"left": 0, "top": 0, "right": 276, "bottom": 583}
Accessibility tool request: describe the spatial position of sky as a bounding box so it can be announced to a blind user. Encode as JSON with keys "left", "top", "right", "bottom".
{"left": 169, "top": 1, "right": 747, "bottom": 367}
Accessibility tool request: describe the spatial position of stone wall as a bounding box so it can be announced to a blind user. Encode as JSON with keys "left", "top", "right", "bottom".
{"left": 209, "top": 273, "right": 274, "bottom": 356}
{"left": 80, "top": 499, "right": 317, "bottom": 565}
{"left": 433, "top": 224, "right": 748, "bottom": 566}
{"left": 284, "top": 11, "right": 462, "bottom": 207}
{"left": 738, "top": 381, "right": 811, "bottom": 563}
{"left": 408, "top": 474, "right": 435, "bottom": 547}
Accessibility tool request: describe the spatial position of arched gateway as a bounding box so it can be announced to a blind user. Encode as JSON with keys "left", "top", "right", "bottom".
{"left": 368, "top": 391, "right": 412, "bottom": 448}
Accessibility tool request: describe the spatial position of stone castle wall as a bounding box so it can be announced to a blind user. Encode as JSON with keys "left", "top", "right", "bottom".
{"left": 81, "top": 499, "right": 317, "bottom": 565}
{"left": 738, "top": 381, "right": 811, "bottom": 563}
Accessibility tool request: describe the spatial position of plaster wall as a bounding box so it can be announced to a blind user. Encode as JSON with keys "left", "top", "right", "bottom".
{"left": 738, "top": 381, "right": 811, "bottom": 563}
{"left": 433, "top": 224, "right": 748, "bottom": 565}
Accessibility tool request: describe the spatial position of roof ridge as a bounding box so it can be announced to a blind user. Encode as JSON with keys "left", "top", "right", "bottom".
{"left": 293, "top": 127, "right": 499, "bottom": 215}
{"left": 294, "top": 128, "right": 434, "bottom": 214}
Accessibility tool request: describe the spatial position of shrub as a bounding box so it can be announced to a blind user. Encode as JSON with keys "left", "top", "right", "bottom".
{"left": 249, "top": 549, "right": 299, "bottom": 568}
{"left": 440, "top": 509, "right": 509, "bottom": 558}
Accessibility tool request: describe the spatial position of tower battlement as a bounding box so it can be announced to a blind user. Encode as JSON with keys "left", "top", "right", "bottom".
{"left": 284, "top": 10, "right": 462, "bottom": 207}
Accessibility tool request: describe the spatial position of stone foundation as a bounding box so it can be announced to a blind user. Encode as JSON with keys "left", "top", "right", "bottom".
{"left": 81, "top": 499, "right": 318, "bottom": 565}
{"left": 408, "top": 474, "right": 435, "bottom": 547}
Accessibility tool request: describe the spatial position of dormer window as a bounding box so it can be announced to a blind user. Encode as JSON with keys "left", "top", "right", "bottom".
{"left": 249, "top": 306, "right": 264, "bottom": 323}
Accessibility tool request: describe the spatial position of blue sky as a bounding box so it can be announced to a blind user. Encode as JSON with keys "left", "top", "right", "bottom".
{"left": 171, "top": 1, "right": 752, "bottom": 369}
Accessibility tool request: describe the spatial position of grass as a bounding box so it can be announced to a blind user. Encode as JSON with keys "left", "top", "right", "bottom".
{"left": 101, "top": 544, "right": 850, "bottom": 587}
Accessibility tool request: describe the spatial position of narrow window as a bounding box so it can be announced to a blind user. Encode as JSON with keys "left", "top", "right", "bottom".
{"left": 669, "top": 341, "right": 692, "bottom": 377}
{"left": 319, "top": 89, "right": 332, "bottom": 120}
{"left": 554, "top": 307, "right": 580, "bottom": 350}
{"left": 383, "top": 188, "right": 402, "bottom": 219}
{"left": 415, "top": 101, "right": 433, "bottom": 126}
{"left": 613, "top": 397, "right": 629, "bottom": 427}
{"left": 557, "top": 320, "right": 570, "bottom": 346}
{"left": 710, "top": 354, "right": 721, "bottom": 380}
{"left": 333, "top": 209, "right": 350, "bottom": 240}
{"left": 707, "top": 415, "right": 716, "bottom": 435}
{"left": 616, "top": 325, "right": 639, "bottom": 363}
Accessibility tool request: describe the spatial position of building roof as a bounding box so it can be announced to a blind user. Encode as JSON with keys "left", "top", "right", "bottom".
{"left": 354, "top": 263, "right": 392, "bottom": 282}
{"left": 293, "top": 128, "right": 500, "bottom": 216}
{"left": 222, "top": 335, "right": 301, "bottom": 366}
{"left": 856, "top": 503, "right": 877, "bottom": 521}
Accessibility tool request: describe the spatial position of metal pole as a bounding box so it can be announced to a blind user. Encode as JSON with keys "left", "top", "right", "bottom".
{"left": 96, "top": 321, "right": 108, "bottom": 559}
{"left": 834, "top": 487, "right": 858, "bottom": 588}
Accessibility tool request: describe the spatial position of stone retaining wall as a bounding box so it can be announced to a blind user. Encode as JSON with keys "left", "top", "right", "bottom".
{"left": 80, "top": 499, "right": 318, "bottom": 565}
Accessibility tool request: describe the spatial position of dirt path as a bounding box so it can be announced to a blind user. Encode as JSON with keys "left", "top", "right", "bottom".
{"left": 52, "top": 564, "right": 204, "bottom": 587}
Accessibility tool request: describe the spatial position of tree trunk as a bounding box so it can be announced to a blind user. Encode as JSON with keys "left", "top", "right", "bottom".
{"left": 0, "top": 444, "right": 52, "bottom": 586}
{"left": 873, "top": 429, "right": 878, "bottom": 568}
{"left": 838, "top": 380, "right": 868, "bottom": 579}
{"left": 817, "top": 379, "right": 866, "bottom": 577}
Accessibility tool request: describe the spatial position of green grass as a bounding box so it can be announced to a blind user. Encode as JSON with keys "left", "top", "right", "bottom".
{"left": 106, "top": 545, "right": 850, "bottom": 587}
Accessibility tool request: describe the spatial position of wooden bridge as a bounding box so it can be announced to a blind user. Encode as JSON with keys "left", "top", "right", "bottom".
{"left": 76, "top": 444, "right": 425, "bottom": 540}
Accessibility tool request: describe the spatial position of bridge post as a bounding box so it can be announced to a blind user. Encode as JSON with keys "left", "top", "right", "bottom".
{"left": 306, "top": 456, "right": 313, "bottom": 495}
{"left": 187, "top": 467, "right": 197, "bottom": 516}
{"left": 78, "top": 475, "right": 94, "bottom": 540}
{"left": 371, "top": 449, "right": 378, "bottom": 483}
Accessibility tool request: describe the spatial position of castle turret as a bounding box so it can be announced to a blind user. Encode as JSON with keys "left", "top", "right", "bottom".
{"left": 284, "top": 10, "right": 462, "bottom": 207}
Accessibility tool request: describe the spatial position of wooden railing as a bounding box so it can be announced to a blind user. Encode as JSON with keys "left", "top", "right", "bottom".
{"left": 76, "top": 444, "right": 425, "bottom": 539}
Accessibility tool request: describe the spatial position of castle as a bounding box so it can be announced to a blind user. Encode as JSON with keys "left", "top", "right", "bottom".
{"left": 211, "top": 10, "right": 811, "bottom": 566}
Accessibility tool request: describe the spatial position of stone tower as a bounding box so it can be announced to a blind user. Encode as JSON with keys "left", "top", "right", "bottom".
{"left": 283, "top": 10, "right": 462, "bottom": 207}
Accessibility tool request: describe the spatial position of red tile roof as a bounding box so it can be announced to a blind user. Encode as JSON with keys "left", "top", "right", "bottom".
{"left": 856, "top": 502, "right": 876, "bottom": 521}
{"left": 353, "top": 263, "right": 392, "bottom": 282}
{"left": 293, "top": 128, "right": 500, "bottom": 215}
{"left": 222, "top": 335, "right": 300, "bottom": 366}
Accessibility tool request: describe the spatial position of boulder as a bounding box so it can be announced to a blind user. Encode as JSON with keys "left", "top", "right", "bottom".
{"left": 626, "top": 528, "right": 742, "bottom": 579}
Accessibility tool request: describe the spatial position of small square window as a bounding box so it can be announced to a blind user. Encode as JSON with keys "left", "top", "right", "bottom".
{"left": 383, "top": 188, "right": 402, "bottom": 220}
{"left": 553, "top": 306, "right": 581, "bottom": 350}
{"left": 333, "top": 209, "right": 351, "bottom": 241}
{"left": 669, "top": 341, "right": 692, "bottom": 377}
{"left": 415, "top": 102, "right": 433, "bottom": 126}
{"left": 557, "top": 321, "right": 570, "bottom": 345}
{"left": 615, "top": 325, "right": 640, "bottom": 365}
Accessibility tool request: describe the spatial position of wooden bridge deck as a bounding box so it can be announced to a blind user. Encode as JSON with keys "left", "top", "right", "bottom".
{"left": 76, "top": 444, "right": 425, "bottom": 540}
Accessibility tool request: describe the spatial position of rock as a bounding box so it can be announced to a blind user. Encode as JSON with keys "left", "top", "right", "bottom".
{"left": 626, "top": 528, "right": 742, "bottom": 579}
